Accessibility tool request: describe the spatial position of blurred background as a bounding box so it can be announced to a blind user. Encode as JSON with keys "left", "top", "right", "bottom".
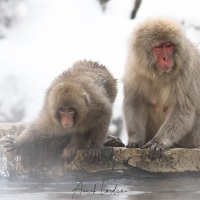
{"left": 0, "top": 0, "right": 200, "bottom": 143}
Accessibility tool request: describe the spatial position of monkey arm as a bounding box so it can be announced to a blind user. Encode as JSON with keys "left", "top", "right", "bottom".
{"left": 4, "top": 119, "right": 52, "bottom": 152}
{"left": 62, "top": 123, "right": 108, "bottom": 163}
{"left": 62, "top": 133, "right": 88, "bottom": 162}
{"left": 4, "top": 126, "right": 41, "bottom": 152}
{"left": 123, "top": 97, "right": 148, "bottom": 148}
{"left": 3, "top": 129, "right": 33, "bottom": 153}
{"left": 142, "top": 102, "right": 196, "bottom": 159}
{"left": 85, "top": 120, "right": 109, "bottom": 162}
{"left": 62, "top": 117, "right": 109, "bottom": 163}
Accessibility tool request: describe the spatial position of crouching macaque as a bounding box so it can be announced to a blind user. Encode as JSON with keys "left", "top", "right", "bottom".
{"left": 4, "top": 60, "right": 117, "bottom": 162}
{"left": 123, "top": 18, "right": 200, "bottom": 159}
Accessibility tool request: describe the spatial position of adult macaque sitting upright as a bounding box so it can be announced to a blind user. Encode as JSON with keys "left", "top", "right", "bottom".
{"left": 123, "top": 18, "right": 200, "bottom": 159}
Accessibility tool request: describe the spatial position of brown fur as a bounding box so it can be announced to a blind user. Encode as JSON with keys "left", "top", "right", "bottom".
{"left": 4, "top": 60, "right": 117, "bottom": 162}
{"left": 123, "top": 18, "right": 200, "bottom": 159}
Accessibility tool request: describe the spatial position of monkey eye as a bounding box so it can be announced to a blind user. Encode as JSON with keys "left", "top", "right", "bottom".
{"left": 68, "top": 107, "right": 76, "bottom": 113}
{"left": 154, "top": 45, "right": 162, "bottom": 50}
{"left": 165, "top": 43, "right": 173, "bottom": 48}
{"left": 153, "top": 45, "right": 162, "bottom": 52}
{"left": 58, "top": 107, "right": 65, "bottom": 113}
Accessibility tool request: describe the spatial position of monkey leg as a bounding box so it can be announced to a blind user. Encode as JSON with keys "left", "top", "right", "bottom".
{"left": 126, "top": 143, "right": 142, "bottom": 148}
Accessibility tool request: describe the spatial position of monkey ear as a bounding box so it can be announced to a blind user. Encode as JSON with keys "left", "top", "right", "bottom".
{"left": 83, "top": 92, "right": 89, "bottom": 105}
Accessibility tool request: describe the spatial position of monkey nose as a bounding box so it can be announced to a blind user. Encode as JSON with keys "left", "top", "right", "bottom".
{"left": 163, "top": 57, "right": 167, "bottom": 61}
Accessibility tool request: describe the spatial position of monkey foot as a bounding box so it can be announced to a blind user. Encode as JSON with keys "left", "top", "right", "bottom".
{"left": 2, "top": 135, "right": 17, "bottom": 152}
{"left": 141, "top": 141, "right": 165, "bottom": 160}
{"left": 126, "top": 143, "right": 141, "bottom": 148}
{"left": 88, "top": 148, "right": 101, "bottom": 162}
{"left": 62, "top": 146, "right": 78, "bottom": 163}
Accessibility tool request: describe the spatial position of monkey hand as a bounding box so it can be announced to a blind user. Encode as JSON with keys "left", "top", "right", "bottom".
{"left": 2, "top": 135, "right": 18, "bottom": 152}
{"left": 141, "top": 141, "right": 165, "bottom": 160}
{"left": 62, "top": 144, "right": 78, "bottom": 163}
{"left": 88, "top": 147, "right": 101, "bottom": 162}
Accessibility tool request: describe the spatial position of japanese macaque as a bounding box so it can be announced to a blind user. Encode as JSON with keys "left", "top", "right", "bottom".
{"left": 123, "top": 18, "right": 200, "bottom": 159}
{"left": 4, "top": 60, "right": 117, "bottom": 162}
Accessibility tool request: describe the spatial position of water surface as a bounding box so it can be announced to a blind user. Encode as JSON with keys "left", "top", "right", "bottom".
{"left": 1, "top": 172, "right": 200, "bottom": 200}
{"left": 1, "top": 146, "right": 200, "bottom": 200}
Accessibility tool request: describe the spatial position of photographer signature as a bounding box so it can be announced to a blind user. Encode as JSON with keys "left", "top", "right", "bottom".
{"left": 72, "top": 180, "right": 127, "bottom": 199}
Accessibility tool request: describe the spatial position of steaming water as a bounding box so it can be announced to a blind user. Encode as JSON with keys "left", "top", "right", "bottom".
{"left": 1, "top": 146, "right": 200, "bottom": 200}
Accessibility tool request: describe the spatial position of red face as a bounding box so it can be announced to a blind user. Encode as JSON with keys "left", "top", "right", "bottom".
{"left": 152, "top": 42, "right": 174, "bottom": 73}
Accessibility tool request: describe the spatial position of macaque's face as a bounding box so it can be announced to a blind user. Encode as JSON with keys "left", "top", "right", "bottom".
{"left": 54, "top": 92, "right": 89, "bottom": 128}
{"left": 49, "top": 83, "right": 89, "bottom": 128}
{"left": 57, "top": 106, "right": 77, "bottom": 128}
{"left": 152, "top": 42, "right": 174, "bottom": 74}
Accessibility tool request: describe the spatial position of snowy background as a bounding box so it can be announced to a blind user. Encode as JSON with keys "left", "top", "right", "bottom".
{"left": 0, "top": 0, "right": 200, "bottom": 143}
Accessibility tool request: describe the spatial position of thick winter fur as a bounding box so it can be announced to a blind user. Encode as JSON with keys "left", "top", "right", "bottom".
{"left": 5, "top": 60, "right": 117, "bottom": 161}
{"left": 123, "top": 18, "right": 200, "bottom": 158}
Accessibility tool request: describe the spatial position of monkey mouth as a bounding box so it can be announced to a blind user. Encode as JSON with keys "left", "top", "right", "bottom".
{"left": 158, "top": 68, "right": 172, "bottom": 76}
{"left": 159, "top": 71, "right": 169, "bottom": 76}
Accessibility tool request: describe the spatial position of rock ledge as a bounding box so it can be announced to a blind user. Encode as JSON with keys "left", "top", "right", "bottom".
{"left": 1, "top": 123, "right": 200, "bottom": 177}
